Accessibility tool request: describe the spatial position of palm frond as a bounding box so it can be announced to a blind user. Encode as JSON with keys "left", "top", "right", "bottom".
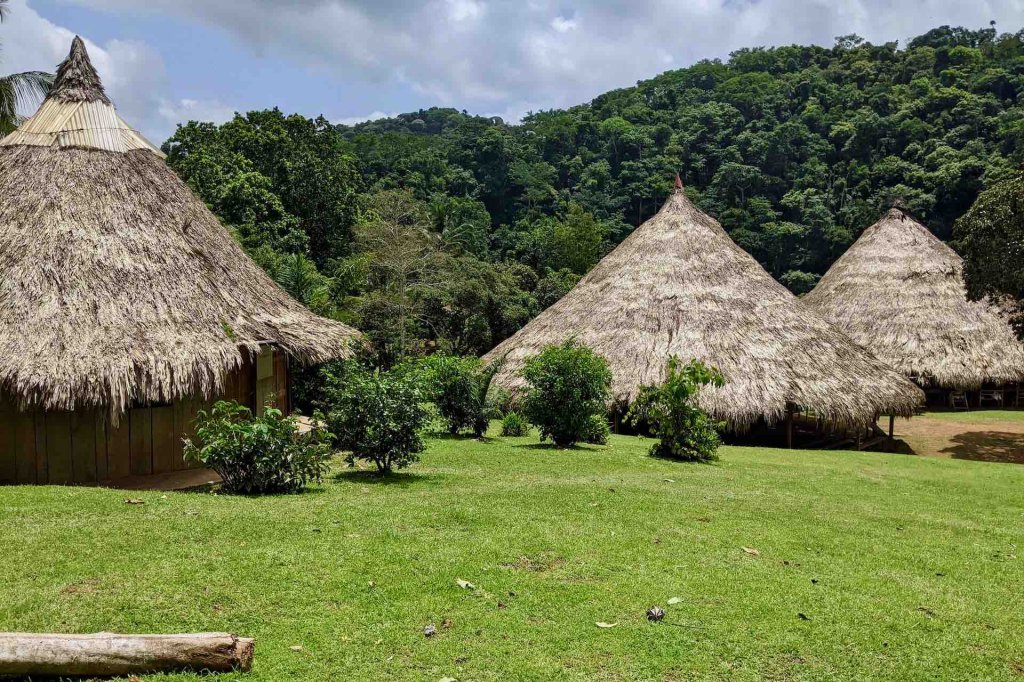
{"left": 0, "top": 71, "right": 53, "bottom": 135}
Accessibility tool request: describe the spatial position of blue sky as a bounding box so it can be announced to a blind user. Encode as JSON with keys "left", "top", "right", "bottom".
{"left": 5, "top": 0, "right": 1023, "bottom": 143}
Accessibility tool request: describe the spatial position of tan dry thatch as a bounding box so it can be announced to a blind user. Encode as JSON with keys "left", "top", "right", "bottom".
{"left": 0, "top": 37, "right": 359, "bottom": 415}
{"left": 804, "top": 205, "right": 1024, "bottom": 389}
{"left": 483, "top": 189, "right": 923, "bottom": 430}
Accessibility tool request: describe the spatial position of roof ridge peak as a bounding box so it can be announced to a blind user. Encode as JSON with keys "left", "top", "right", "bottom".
{"left": 48, "top": 36, "right": 111, "bottom": 105}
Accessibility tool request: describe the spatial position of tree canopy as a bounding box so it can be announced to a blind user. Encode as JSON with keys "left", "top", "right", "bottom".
{"left": 163, "top": 24, "right": 1024, "bottom": 360}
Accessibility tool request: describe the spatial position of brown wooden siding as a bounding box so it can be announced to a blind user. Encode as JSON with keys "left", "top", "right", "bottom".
{"left": 0, "top": 348, "right": 290, "bottom": 486}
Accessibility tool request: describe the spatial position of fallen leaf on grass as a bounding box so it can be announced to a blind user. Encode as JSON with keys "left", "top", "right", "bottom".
{"left": 596, "top": 622, "right": 617, "bottom": 628}
{"left": 667, "top": 597, "right": 682, "bottom": 605}
{"left": 456, "top": 579, "right": 475, "bottom": 590}
{"left": 742, "top": 547, "right": 760, "bottom": 557}
{"left": 124, "top": 498, "right": 145, "bottom": 505}
{"left": 289, "top": 645, "right": 304, "bottom": 652}
{"left": 440, "top": 677, "right": 457, "bottom": 682}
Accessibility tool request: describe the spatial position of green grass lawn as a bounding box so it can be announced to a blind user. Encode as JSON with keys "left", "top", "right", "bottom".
{"left": 2, "top": 432, "right": 1023, "bottom": 681}
{"left": 924, "top": 409, "right": 1024, "bottom": 424}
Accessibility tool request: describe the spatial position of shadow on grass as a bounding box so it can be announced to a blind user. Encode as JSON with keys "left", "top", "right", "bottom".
{"left": 943, "top": 431, "right": 1024, "bottom": 464}
{"left": 180, "top": 485, "right": 329, "bottom": 497}
{"left": 513, "top": 442, "right": 588, "bottom": 451}
{"left": 429, "top": 432, "right": 497, "bottom": 444}
{"left": 333, "top": 469, "right": 442, "bottom": 487}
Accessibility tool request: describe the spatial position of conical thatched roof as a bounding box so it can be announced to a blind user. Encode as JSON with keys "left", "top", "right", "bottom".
{"left": 483, "top": 188, "right": 923, "bottom": 429}
{"left": 0, "top": 38, "right": 358, "bottom": 414}
{"left": 804, "top": 205, "right": 1024, "bottom": 389}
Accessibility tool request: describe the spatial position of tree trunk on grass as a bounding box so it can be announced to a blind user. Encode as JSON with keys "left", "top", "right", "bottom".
{"left": 0, "top": 632, "right": 254, "bottom": 677}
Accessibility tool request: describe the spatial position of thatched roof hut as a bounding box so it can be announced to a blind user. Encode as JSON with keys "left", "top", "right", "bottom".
{"left": 0, "top": 38, "right": 358, "bottom": 485}
{"left": 804, "top": 204, "right": 1024, "bottom": 389}
{"left": 483, "top": 185, "right": 923, "bottom": 430}
{"left": 0, "top": 37, "right": 358, "bottom": 414}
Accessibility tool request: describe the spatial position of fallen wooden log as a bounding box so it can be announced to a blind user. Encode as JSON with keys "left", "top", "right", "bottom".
{"left": 0, "top": 632, "right": 254, "bottom": 677}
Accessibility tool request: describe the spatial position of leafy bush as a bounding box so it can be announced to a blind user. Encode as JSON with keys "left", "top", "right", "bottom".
{"left": 521, "top": 340, "right": 612, "bottom": 447}
{"left": 627, "top": 357, "right": 725, "bottom": 462}
{"left": 183, "top": 401, "right": 332, "bottom": 494}
{"left": 323, "top": 363, "right": 429, "bottom": 474}
{"left": 500, "top": 411, "right": 530, "bottom": 437}
{"left": 421, "top": 354, "right": 505, "bottom": 437}
{"left": 580, "top": 414, "right": 611, "bottom": 445}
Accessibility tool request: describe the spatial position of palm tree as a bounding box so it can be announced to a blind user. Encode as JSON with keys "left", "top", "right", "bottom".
{"left": 0, "top": 0, "right": 53, "bottom": 135}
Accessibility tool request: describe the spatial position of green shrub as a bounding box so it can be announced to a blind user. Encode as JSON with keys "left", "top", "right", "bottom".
{"left": 627, "top": 357, "right": 725, "bottom": 462}
{"left": 421, "top": 354, "right": 505, "bottom": 437}
{"left": 421, "top": 355, "right": 477, "bottom": 434}
{"left": 183, "top": 401, "right": 332, "bottom": 494}
{"left": 521, "top": 340, "right": 612, "bottom": 447}
{"left": 500, "top": 411, "right": 530, "bottom": 437}
{"left": 324, "top": 363, "right": 429, "bottom": 474}
{"left": 580, "top": 414, "right": 610, "bottom": 445}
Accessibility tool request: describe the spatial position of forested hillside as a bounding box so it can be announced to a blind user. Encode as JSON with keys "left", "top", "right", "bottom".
{"left": 163, "top": 24, "right": 1024, "bottom": 363}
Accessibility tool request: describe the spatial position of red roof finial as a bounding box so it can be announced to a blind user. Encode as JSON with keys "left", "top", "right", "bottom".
{"left": 674, "top": 173, "right": 683, "bottom": 191}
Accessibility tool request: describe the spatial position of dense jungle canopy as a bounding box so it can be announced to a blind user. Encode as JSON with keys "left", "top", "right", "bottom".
{"left": 162, "top": 24, "right": 1024, "bottom": 362}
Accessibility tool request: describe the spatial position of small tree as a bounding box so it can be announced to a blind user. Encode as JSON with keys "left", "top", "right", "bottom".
{"left": 324, "top": 363, "right": 428, "bottom": 474}
{"left": 627, "top": 357, "right": 725, "bottom": 462}
{"left": 500, "top": 412, "right": 530, "bottom": 437}
{"left": 422, "top": 354, "right": 504, "bottom": 437}
{"left": 183, "top": 401, "right": 332, "bottom": 494}
{"left": 954, "top": 173, "right": 1024, "bottom": 338}
{"left": 521, "top": 340, "right": 612, "bottom": 447}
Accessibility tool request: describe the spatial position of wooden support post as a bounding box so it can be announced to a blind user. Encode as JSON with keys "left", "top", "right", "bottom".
{"left": 888, "top": 414, "right": 895, "bottom": 439}
{"left": 0, "top": 632, "right": 253, "bottom": 677}
{"left": 785, "top": 406, "right": 794, "bottom": 449}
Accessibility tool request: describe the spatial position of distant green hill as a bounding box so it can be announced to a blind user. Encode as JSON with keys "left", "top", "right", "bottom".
{"left": 166, "top": 24, "right": 1024, "bottom": 359}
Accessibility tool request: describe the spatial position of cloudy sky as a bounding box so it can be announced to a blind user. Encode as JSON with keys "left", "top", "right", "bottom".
{"left": 4, "top": 0, "right": 1022, "bottom": 143}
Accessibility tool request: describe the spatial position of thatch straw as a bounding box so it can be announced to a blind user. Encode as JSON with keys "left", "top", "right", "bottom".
{"left": 0, "top": 37, "right": 160, "bottom": 155}
{"left": 483, "top": 189, "right": 923, "bottom": 430}
{"left": 48, "top": 36, "right": 111, "bottom": 105}
{"left": 805, "top": 205, "right": 1024, "bottom": 389}
{"left": 0, "top": 38, "right": 359, "bottom": 415}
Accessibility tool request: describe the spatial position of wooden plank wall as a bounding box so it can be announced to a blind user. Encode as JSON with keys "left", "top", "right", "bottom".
{"left": 0, "top": 349, "right": 289, "bottom": 486}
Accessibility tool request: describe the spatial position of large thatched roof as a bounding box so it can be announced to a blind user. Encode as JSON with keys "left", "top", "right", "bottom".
{"left": 804, "top": 205, "right": 1024, "bottom": 389}
{"left": 483, "top": 187, "right": 923, "bottom": 429}
{"left": 0, "top": 38, "right": 358, "bottom": 414}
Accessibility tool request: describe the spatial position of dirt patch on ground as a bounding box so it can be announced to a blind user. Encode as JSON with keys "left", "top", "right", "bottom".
{"left": 892, "top": 412, "right": 1024, "bottom": 463}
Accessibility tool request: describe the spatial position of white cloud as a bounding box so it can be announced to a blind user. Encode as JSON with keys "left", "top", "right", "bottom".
{"left": 446, "top": 0, "right": 485, "bottom": 23}
{"left": 57, "top": 0, "right": 1024, "bottom": 119}
{"left": 334, "top": 110, "right": 401, "bottom": 126}
{"left": 156, "top": 98, "right": 237, "bottom": 129}
{"left": 10, "top": 0, "right": 1024, "bottom": 142}
{"left": 551, "top": 16, "right": 577, "bottom": 33}
{"left": 1, "top": 0, "right": 235, "bottom": 141}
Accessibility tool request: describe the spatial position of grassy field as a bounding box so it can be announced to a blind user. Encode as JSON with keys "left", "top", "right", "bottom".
{"left": 1, "top": 431, "right": 1023, "bottom": 681}
{"left": 892, "top": 409, "right": 1024, "bottom": 463}
{"left": 923, "top": 409, "right": 1024, "bottom": 424}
